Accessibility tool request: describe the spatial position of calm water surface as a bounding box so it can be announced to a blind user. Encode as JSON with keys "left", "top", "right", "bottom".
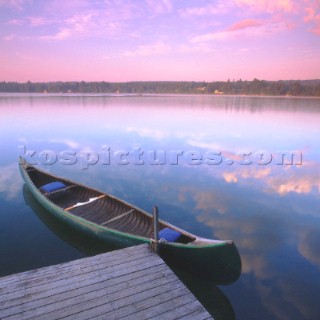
{"left": 0, "top": 94, "right": 319, "bottom": 319}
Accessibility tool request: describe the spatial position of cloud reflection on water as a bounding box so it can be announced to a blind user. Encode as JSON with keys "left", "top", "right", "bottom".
{"left": 185, "top": 182, "right": 320, "bottom": 319}
{"left": 0, "top": 164, "right": 22, "bottom": 201}
{"left": 298, "top": 228, "right": 320, "bottom": 269}
{"left": 220, "top": 164, "right": 320, "bottom": 196}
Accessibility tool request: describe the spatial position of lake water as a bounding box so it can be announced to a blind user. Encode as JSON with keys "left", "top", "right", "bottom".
{"left": 0, "top": 94, "right": 319, "bottom": 319}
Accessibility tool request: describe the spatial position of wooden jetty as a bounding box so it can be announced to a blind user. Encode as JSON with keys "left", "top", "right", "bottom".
{"left": 0, "top": 244, "right": 213, "bottom": 320}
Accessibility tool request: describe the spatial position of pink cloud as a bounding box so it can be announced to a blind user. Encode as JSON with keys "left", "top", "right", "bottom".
{"left": 7, "top": 18, "right": 24, "bottom": 25}
{"left": 219, "top": 161, "right": 319, "bottom": 197}
{"left": 304, "top": 1, "right": 320, "bottom": 35}
{"left": 228, "top": 19, "right": 263, "bottom": 31}
{"left": 177, "top": 43, "right": 214, "bottom": 54}
{"left": 298, "top": 229, "right": 320, "bottom": 268}
{"left": 45, "top": 0, "right": 92, "bottom": 13}
{"left": 191, "top": 19, "right": 293, "bottom": 43}
{"left": 0, "top": 0, "right": 30, "bottom": 11}
{"left": 234, "top": 0, "right": 295, "bottom": 13}
{"left": 223, "top": 172, "right": 238, "bottom": 183}
{"left": 266, "top": 175, "right": 319, "bottom": 195}
{"left": 223, "top": 168, "right": 272, "bottom": 184}
{"left": 38, "top": 14, "right": 94, "bottom": 41}
{"left": 38, "top": 12, "right": 123, "bottom": 41}
{"left": 180, "top": 0, "right": 295, "bottom": 18}
{"left": 179, "top": 3, "right": 228, "bottom": 17}
{"left": 28, "top": 16, "right": 52, "bottom": 27}
{"left": 102, "top": 0, "right": 171, "bottom": 21}
{"left": 146, "top": 0, "right": 172, "bottom": 15}
{"left": 6, "top": 16, "right": 54, "bottom": 27}
{"left": 35, "top": 1, "right": 173, "bottom": 42}
{"left": 124, "top": 41, "right": 171, "bottom": 57}
{"left": 3, "top": 34, "right": 16, "bottom": 41}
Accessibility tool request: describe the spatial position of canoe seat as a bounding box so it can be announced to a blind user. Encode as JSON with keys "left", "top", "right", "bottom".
{"left": 159, "top": 228, "right": 181, "bottom": 242}
{"left": 42, "top": 184, "right": 77, "bottom": 196}
{"left": 40, "top": 181, "right": 66, "bottom": 193}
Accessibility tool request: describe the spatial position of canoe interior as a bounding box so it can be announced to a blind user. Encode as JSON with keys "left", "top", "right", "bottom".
{"left": 25, "top": 166, "right": 195, "bottom": 244}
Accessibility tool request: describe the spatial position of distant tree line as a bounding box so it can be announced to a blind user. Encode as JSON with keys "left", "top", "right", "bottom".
{"left": 1, "top": 79, "right": 320, "bottom": 96}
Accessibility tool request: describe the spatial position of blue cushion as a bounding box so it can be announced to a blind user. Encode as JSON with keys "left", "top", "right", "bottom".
{"left": 40, "top": 181, "right": 66, "bottom": 193}
{"left": 158, "top": 228, "right": 181, "bottom": 242}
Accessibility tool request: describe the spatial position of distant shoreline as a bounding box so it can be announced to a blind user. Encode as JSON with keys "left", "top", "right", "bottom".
{"left": 1, "top": 92, "right": 320, "bottom": 99}
{"left": 1, "top": 79, "right": 320, "bottom": 97}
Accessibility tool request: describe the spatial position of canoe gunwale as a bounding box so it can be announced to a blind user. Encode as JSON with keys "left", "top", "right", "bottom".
{"left": 19, "top": 158, "right": 229, "bottom": 249}
{"left": 21, "top": 165, "right": 153, "bottom": 243}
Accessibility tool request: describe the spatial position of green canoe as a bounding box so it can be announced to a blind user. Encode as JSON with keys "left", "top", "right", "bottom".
{"left": 19, "top": 158, "right": 241, "bottom": 284}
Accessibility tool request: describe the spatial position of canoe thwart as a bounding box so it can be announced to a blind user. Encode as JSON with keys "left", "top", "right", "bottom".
{"left": 65, "top": 194, "right": 106, "bottom": 211}
{"left": 101, "top": 209, "right": 136, "bottom": 226}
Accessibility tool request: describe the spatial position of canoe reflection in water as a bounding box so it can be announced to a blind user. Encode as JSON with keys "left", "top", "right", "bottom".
{"left": 23, "top": 185, "right": 236, "bottom": 320}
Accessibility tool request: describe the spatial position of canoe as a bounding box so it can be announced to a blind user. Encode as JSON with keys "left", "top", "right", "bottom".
{"left": 19, "top": 158, "right": 241, "bottom": 284}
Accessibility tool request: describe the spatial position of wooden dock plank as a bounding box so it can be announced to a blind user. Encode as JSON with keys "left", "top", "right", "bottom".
{"left": 62, "top": 286, "right": 190, "bottom": 320}
{"left": 111, "top": 291, "right": 200, "bottom": 320}
{"left": 0, "top": 250, "right": 162, "bottom": 305}
{"left": 177, "top": 309, "right": 214, "bottom": 320}
{"left": 33, "top": 278, "right": 182, "bottom": 320}
{"left": 163, "top": 302, "right": 213, "bottom": 320}
{"left": 0, "top": 244, "right": 153, "bottom": 286}
{"left": 0, "top": 245, "right": 152, "bottom": 290}
{"left": 0, "top": 244, "right": 213, "bottom": 320}
{"left": 1, "top": 265, "right": 171, "bottom": 319}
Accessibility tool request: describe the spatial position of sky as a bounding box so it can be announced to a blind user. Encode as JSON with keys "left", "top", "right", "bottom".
{"left": 0, "top": 0, "right": 320, "bottom": 82}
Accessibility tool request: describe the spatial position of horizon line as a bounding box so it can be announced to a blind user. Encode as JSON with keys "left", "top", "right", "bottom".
{"left": 2, "top": 79, "right": 320, "bottom": 83}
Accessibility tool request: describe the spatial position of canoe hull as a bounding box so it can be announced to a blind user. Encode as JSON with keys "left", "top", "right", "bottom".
{"left": 19, "top": 162, "right": 241, "bottom": 284}
{"left": 19, "top": 164, "right": 148, "bottom": 247}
